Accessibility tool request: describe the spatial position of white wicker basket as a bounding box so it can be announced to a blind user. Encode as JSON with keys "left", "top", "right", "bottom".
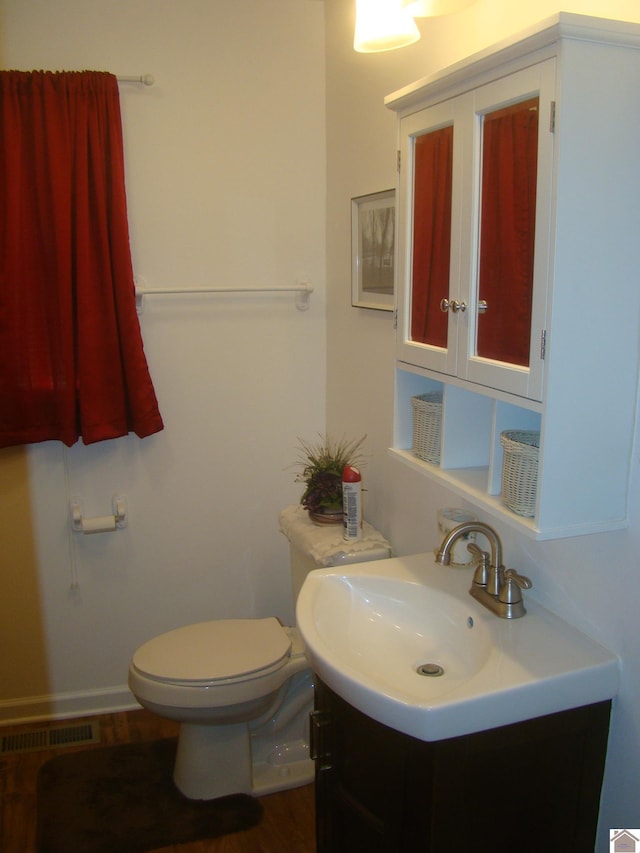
{"left": 411, "top": 392, "right": 443, "bottom": 464}
{"left": 500, "top": 430, "right": 540, "bottom": 517}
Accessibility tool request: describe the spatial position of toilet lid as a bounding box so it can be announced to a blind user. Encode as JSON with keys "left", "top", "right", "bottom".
{"left": 132, "top": 617, "right": 291, "bottom": 684}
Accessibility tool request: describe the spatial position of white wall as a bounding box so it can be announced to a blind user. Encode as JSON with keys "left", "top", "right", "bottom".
{"left": 325, "top": 0, "right": 640, "bottom": 845}
{"left": 0, "top": 0, "right": 326, "bottom": 718}
{"left": 4, "top": 0, "right": 640, "bottom": 843}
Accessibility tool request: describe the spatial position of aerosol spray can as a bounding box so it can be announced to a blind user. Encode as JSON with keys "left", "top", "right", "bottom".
{"left": 342, "top": 465, "right": 362, "bottom": 541}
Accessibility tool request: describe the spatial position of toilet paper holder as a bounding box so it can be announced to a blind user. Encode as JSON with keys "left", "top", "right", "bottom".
{"left": 71, "top": 495, "right": 128, "bottom": 534}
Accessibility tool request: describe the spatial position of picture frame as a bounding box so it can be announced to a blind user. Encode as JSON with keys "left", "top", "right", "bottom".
{"left": 351, "top": 189, "right": 395, "bottom": 311}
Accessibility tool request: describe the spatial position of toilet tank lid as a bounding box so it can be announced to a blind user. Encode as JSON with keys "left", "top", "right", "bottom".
{"left": 279, "top": 504, "right": 391, "bottom": 567}
{"left": 131, "top": 617, "right": 291, "bottom": 683}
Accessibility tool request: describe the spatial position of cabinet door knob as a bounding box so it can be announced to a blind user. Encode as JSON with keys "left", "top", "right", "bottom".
{"left": 478, "top": 299, "right": 488, "bottom": 314}
{"left": 440, "top": 298, "right": 466, "bottom": 313}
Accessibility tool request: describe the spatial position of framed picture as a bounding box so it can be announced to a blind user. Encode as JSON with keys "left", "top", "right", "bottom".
{"left": 351, "top": 189, "right": 395, "bottom": 311}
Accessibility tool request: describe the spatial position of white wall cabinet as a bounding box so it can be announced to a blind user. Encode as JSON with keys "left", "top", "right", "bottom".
{"left": 386, "top": 14, "right": 640, "bottom": 540}
{"left": 395, "top": 62, "right": 553, "bottom": 402}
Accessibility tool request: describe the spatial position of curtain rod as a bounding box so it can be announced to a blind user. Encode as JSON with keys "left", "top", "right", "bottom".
{"left": 117, "top": 74, "right": 155, "bottom": 86}
{"left": 134, "top": 281, "right": 313, "bottom": 313}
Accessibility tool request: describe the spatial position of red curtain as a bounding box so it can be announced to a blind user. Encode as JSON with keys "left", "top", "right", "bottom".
{"left": 410, "top": 125, "right": 453, "bottom": 348}
{"left": 476, "top": 98, "right": 539, "bottom": 367}
{"left": 0, "top": 70, "right": 163, "bottom": 448}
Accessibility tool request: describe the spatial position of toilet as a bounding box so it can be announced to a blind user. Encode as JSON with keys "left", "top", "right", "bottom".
{"left": 128, "top": 505, "right": 391, "bottom": 800}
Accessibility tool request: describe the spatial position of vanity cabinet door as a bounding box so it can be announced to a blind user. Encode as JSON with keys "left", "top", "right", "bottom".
{"left": 313, "top": 678, "right": 610, "bottom": 853}
{"left": 313, "top": 678, "right": 413, "bottom": 852}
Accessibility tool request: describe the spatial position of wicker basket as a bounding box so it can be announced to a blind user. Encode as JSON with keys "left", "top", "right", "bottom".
{"left": 500, "top": 430, "right": 540, "bottom": 517}
{"left": 411, "top": 392, "right": 443, "bottom": 464}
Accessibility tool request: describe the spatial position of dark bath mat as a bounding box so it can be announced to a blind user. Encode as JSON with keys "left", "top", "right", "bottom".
{"left": 36, "top": 737, "right": 262, "bottom": 853}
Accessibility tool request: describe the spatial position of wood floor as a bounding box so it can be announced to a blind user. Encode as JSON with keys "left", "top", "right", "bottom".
{"left": 0, "top": 708, "right": 316, "bottom": 853}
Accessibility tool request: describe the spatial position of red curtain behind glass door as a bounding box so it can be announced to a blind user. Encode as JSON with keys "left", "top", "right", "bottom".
{"left": 476, "top": 98, "right": 539, "bottom": 367}
{"left": 410, "top": 124, "right": 453, "bottom": 349}
{"left": 0, "top": 70, "right": 163, "bottom": 448}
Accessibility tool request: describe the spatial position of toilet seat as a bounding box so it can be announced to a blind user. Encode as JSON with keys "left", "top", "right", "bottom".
{"left": 131, "top": 617, "right": 291, "bottom": 686}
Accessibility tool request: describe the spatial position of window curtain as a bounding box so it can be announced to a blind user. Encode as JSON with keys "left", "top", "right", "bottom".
{"left": 410, "top": 125, "right": 453, "bottom": 348}
{"left": 476, "top": 98, "right": 539, "bottom": 367}
{"left": 0, "top": 70, "right": 163, "bottom": 448}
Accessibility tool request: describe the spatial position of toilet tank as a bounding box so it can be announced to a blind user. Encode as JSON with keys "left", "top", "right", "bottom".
{"left": 279, "top": 505, "right": 392, "bottom": 604}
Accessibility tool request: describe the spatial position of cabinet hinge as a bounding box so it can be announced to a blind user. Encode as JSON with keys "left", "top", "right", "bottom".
{"left": 393, "top": 307, "right": 398, "bottom": 329}
{"left": 540, "top": 329, "right": 547, "bottom": 360}
{"left": 309, "top": 710, "right": 332, "bottom": 771}
{"left": 549, "top": 101, "right": 556, "bottom": 133}
{"left": 397, "top": 149, "right": 401, "bottom": 172}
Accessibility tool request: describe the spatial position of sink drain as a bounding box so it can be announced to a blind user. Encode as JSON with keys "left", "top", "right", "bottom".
{"left": 417, "top": 663, "right": 445, "bottom": 677}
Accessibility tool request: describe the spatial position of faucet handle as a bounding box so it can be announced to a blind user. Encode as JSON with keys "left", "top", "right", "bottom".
{"left": 499, "top": 569, "right": 533, "bottom": 606}
{"left": 504, "top": 568, "right": 532, "bottom": 589}
{"left": 467, "top": 543, "right": 490, "bottom": 587}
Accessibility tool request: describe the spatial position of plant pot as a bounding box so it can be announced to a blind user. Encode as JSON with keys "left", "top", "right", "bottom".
{"left": 308, "top": 508, "right": 344, "bottom": 525}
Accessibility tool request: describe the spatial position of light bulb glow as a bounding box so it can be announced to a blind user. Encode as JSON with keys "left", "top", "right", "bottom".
{"left": 354, "top": 0, "right": 421, "bottom": 53}
{"left": 402, "top": 0, "right": 476, "bottom": 16}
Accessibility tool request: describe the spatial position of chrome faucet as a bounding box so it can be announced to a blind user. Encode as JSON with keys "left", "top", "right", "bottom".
{"left": 436, "top": 521, "right": 532, "bottom": 619}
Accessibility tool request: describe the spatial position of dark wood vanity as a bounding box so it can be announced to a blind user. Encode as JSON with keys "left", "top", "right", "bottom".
{"left": 311, "top": 678, "right": 611, "bottom": 853}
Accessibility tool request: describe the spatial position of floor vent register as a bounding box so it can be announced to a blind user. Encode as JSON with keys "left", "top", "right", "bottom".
{"left": 0, "top": 722, "right": 100, "bottom": 755}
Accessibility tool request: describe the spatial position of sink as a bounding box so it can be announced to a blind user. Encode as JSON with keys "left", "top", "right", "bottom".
{"left": 306, "top": 574, "right": 493, "bottom": 699}
{"left": 296, "top": 553, "right": 619, "bottom": 742}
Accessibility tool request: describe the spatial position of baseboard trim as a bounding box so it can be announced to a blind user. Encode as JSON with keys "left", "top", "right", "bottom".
{"left": 0, "top": 686, "right": 141, "bottom": 726}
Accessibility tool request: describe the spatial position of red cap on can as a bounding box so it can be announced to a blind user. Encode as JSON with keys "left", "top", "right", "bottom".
{"left": 342, "top": 465, "right": 361, "bottom": 483}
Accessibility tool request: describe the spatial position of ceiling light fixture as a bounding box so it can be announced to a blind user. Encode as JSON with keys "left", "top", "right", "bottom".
{"left": 402, "top": 0, "right": 477, "bottom": 16}
{"left": 354, "top": 0, "right": 421, "bottom": 53}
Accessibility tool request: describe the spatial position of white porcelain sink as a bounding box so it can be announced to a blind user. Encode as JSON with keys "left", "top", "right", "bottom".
{"left": 296, "top": 553, "right": 619, "bottom": 742}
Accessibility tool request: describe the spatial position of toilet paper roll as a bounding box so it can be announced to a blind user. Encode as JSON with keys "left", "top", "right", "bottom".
{"left": 82, "top": 515, "right": 117, "bottom": 534}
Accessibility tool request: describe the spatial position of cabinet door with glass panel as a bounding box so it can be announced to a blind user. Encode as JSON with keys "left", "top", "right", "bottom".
{"left": 397, "top": 60, "right": 555, "bottom": 402}
{"left": 396, "top": 96, "right": 465, "bottom": 377}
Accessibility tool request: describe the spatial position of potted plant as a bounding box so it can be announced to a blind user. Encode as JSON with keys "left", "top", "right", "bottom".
{"left": 294, "top": 434, "right": 366, "bottom": 524}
